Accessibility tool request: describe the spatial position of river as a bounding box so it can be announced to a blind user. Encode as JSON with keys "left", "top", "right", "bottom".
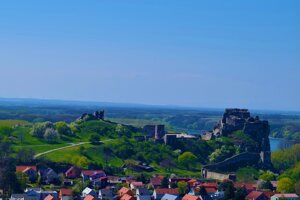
{"left": 269, "top": 137, "right": 294, "bottom": 152}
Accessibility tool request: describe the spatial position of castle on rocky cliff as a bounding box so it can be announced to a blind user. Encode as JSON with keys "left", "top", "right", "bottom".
{"left": 202, "top": 108, "right": 272, "bottom": 179}
{"left": 76, "top": 110, "right": 105, "bottom": 122}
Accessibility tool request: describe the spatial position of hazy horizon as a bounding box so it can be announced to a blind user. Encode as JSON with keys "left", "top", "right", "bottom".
{"left": 1, "top": 1, "right": 299, "bottom": 111}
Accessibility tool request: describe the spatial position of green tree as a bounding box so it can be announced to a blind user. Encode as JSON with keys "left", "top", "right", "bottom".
{"left": 257, "top": 180, "right": 273, "bottom": 191}
{"left": 31, "top": 122, "right": 54, "bottom": 138}
{"left": 89, "top": 134, "right": 100, "bottom": 144}
{"left": 55, "top": 122, "right": 72, "bottom": 136}
{"left": 177, "top": 181, "right": 188, "bottom": 196}
{"left": 16, "top": 172, "right": 29, "bottom": 191}
{"left": 260, "top": 171, "right": 275, "bottom": 181}
{"left": 199, "top": 186, "right": 207, "bottom": 196}
{"left": 219, "top": 180, "right": 235, "bottom": 200}
{"left": 161, "top": 177, "right": 169, "bottom": 188}
{"left": 16, "top": 148, "right": 35, "bottom": 164}
{"left": 44, "top": 128, "right": 59, "bottom": 142}
{"left": 178, "top": 152, "right": 197, "bottom": 169}
{"left": 277, "top": 177, "right": 295, "bottom": 193}
{"left": 295, "top": 181, "right": 300, "bottom": 196}
{"left": 234, "top": 187, "right": 247, "bottom": 200}
{"left": 236, "top": 167, "right": 259, "bottom": 183}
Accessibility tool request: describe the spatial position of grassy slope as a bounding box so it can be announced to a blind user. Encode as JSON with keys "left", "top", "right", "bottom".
{"left": 1, "top": 119, "right": 201, "bottom": 177}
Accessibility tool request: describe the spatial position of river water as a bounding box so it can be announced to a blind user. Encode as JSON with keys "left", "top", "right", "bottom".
{"left": 269, "top": 137, "right": 294, "bottom": 152}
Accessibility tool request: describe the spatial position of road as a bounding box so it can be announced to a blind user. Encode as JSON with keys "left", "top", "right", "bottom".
{"left": 33, "top": 139, "right": 112, "bottom": 159}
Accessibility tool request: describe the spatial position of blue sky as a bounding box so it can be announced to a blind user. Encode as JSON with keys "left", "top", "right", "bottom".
{"left": 0, "top": 1, "right": 299, "bottom": 110}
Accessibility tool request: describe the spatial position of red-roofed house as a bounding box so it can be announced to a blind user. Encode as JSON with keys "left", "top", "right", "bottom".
{"left": 59, "top": 188, "right": 73, "bottom": 200}
{"left": 82, "top": 170, "right": 106, "bottom": 181}
{"left": 84, "top": 195, "right": 96, "bottom": 200}
{"left": 153, "top": 188, "right": 179, "bottom": 200}
{"left": 44, "top": 194, "right": 55, "bottom": 200}
{"left": 65, "top": 166, "right": 81, "bottom": 179}
{"left": 150, "top": 177, "right": 162, "bottom": 188}
{"left": 120, "top": 194, "right": 135, "bottom": 200}
{"left": 130, "top": 182, "right": 144, "bottom": 190}
{"left": 246, "top": 191, "right": 268, "bottom": 200}
{"left": 16, "top": 166, "right": 37, "bottom": 182}
{"left": 118, "top": 187, "right": 134, "bottom": 198}
{"left": 182, "top": 194, "right": 201, "bottom": 200}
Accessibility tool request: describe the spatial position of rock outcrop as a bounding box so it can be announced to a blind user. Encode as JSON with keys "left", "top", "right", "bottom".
{"left": 210, "top": 108, "right": 272, "bottom": 169}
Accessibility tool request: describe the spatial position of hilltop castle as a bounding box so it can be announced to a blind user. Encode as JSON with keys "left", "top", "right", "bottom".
{"left": 202, "top": 108, "right": 272, "bottom": 180}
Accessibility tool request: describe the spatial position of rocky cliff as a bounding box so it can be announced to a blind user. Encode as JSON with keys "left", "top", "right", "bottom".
{"left": 211, "top": 108, "right": 272, "bottom": 169}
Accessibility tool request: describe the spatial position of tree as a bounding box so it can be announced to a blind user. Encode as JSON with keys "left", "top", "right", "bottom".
{"left": 31, "top": 122, "right": 54, "bottom": 138}
{"left": 16, "top": 148, "right": 35, "bottom": 164}
{"left": 44, "top": 128, "right": 59, "bottom": 142}
{"left": 295, "top": 181, "right": 300, "bottom": 196}
{"left": 177, "top": 181, "right": 188, "bottom": 196}
{"left": 16, "top": 172, "right": 29, "bottom": 191}
{"left": 89, "top": 134, "right": 100, "bottom": 144}
{"left": 199, "top": 186, "right": 207, "bottom": 196}
{"left": 218, "top": 180, "right": 235, "bottom": 200}
{"left": 234, "top": 187, "right": 247, "bottom": 200}
{"left": 260, "top": 171, "right": 275, "bottom": 181}
{"left": 277, "top": 177, "right": 295, "bottom": 193}
{"left": 161, "top": 177, "right": 169, "bottom": 188}
{"left": 257, "top": 180, "right": 273, "bottom": 191}
{"left": 75, "top": 156, "right": 89, "bottom": 169}
{"left": 178, "top": 152, "right": 197, "bottom": 170}
{"left": 55, "top": 122, "right": 72, "bottom": 136}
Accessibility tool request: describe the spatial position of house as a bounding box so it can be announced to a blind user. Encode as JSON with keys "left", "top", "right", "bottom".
{"left": 271, "top": 194, "right": 299, "bottom": 200}
{"left": 92, "top": 177, "right": 108, "bottom": 189}
{"left": 150, "top": 177, "right": 162, "bottom": 188}
{"left": 99, "top": 188, "right": 115, "bottom": 200}
{"left": 84, "top": 195, "right": 96, "bottom": 200}
{"left": 16, "top": 166, "right": 38, "bottom": 182}
{"left": 24, "top": 187, "right": 43, "bottom": 200}
{"left": 82, "top": 187, "right": 97, "bottom": 198}
{"left": 153, "top": 188, "right": 179, "bottom": 200}
{"left": 182, "top": 194, "right": 201, "bottom": 200}
{"left": 245, "top": 191, "right": 268, "bottom": 200}
{"left": 82, "top": 170, "right": 106, "bottom": 182}
{"left": 120, "top": 194, "right": 135, "bottom": 200}
{"left": 190, "top": 187, "right": 217, "bottom": 197}
{"left": 130, "top": 182, "right": 144, "bottom": 190}
{"left": 107, "top": 176, "right": 126, "bottom": 185}
{"left": 39, "top": 168, "right": 59, "bottom": 184}
{"left": 65, "top": 166, "right": 81, "bottom": 179}
{"left": 44, "top": 195, "right": 55, "bottom": 200}
{"left": 41, "top": 191, "right": 58, "bottom": 200}
{"left": 161, "top": 194, "right": 179, "bottom": 200}
{"left": 59, "top": 188, "right": 73, "bottom": 200}
{"left": 10, "top": 194, "right": 37, "bottom": 200}
{"left": 118, "top": 187, "right": 133, "bottom": 198}
{"left": 136, "top": 188, "right": 151, "bottom": 200}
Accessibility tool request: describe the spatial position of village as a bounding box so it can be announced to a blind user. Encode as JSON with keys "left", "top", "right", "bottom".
{"left": 8, "top": 164, "right": 299, "bottom": 200}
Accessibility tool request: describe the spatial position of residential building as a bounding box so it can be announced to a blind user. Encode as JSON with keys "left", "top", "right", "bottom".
{"left": 245, "top": 191, "right": 268, "bottom": 200}
{"left": 65, "top": 166, "right": 81, "bottom": 179}
{"left": 271, "top": 194, "right": 299, "bottom": 200}
{"left": 153, "top": 188, "right": 179, "bottom": 200}
{"left": 16, "top": 166, "right": 37, "bottom": 182}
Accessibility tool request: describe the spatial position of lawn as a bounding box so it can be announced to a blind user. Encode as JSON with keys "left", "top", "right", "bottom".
{"left": 42, "top": 140, "right": 124, "bottom": 168}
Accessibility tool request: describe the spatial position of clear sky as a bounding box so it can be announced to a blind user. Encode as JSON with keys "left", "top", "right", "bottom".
{"left": 0, "top": 1, "right": 299, "bottom": 111}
